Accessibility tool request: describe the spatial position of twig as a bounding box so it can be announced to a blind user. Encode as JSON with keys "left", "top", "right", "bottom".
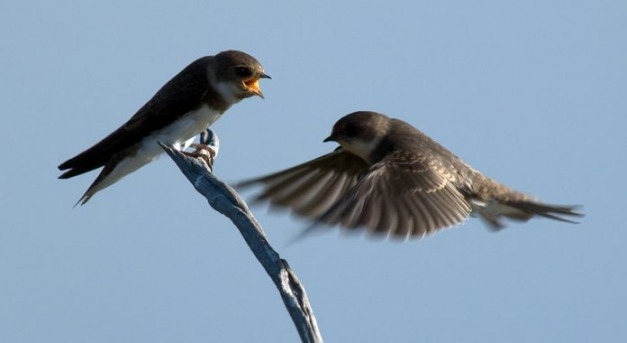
{"left": 159, "top": 142, "right": 323, "bottom": 343}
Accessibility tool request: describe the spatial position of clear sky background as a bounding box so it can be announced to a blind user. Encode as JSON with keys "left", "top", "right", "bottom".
{"left": 1, "top": 1, "right": 625, "bottom": 342}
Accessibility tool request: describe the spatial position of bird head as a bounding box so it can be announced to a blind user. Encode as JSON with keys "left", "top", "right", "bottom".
{"left": 324, "top": 111, "right": 391, "bottom": 164}
{"left": 213, "top": 50, "right": 271, "bottom": 101}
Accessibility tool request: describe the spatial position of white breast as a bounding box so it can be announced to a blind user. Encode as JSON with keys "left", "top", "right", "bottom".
{"left": 84, "top": 104, "right": 224, "bottom": 197}
{"left": 341, "top": 136, "right": 383, "bottom": 164}
{"left": 138, "top": 104, "right": 223, "bottom": 160}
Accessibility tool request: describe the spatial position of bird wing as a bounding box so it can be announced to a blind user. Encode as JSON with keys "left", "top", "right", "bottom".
{"left": 236, "top": 148, "right": 370, "bottom": 218}
{"left": 58, "top": 57, "right": 211, "bottom": 178}
{"left": 316, "top": 150, "right": 472, "bottom": 239}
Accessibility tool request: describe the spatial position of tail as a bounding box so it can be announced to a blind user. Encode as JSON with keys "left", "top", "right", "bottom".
{"left": 70, "top": 167, "right": 112, "bottom": 207}
{"left": 65, "top": 150, "right": 149, "bottom": 206}
{"left": 471, "top": 198, "right": 584, "bottom": 230}
{"left": 58, "top": 145, "right": 113, "bottom": 179}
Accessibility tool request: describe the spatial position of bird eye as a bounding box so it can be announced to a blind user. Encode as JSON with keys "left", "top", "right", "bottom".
{"left": 344, "top": 125, "right": 359, "bottom": 137}
{"left": 234, "top": 67, "right": 253, "bottom": 78}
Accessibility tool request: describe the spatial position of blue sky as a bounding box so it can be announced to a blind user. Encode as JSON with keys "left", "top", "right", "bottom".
{"left": 1, "top": 0, "right": 625, "bottom": 342}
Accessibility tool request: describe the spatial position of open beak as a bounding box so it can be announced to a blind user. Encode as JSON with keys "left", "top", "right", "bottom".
{"left": 244, "top": 73, "right": 271, "bottom": 99}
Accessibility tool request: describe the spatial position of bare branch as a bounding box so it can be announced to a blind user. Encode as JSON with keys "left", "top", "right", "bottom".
{"left": 159, "top": 142, "right": 323, "bottom": 343}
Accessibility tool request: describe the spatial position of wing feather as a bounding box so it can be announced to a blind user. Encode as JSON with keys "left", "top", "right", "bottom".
{"left": 238, "top": 149, "right": 474, "bottom": 239}
{"left": 58, "top": 57, "right": 211, "bottom": 178}
{"left": 316, "top": 151, "right": 472, "bottom": 238}
{"left": 236, "top": 148, "right": 369, "bottom": 218}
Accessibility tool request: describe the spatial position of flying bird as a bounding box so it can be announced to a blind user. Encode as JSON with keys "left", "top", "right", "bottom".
{"left": 58, "top": 50, "right": 270, "bottom": 205}
{"left": 237, "top": 111, "right": 583, "bottom": 239}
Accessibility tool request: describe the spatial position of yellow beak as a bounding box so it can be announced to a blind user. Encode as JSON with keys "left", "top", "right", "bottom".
{"left": 244, "top": 78, "right": 265, "bottom": 99}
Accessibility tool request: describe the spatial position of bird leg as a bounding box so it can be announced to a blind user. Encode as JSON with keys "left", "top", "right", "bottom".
{"left": 181, "top": 128, "right": 220, "bottom": 171}
{"left": 181, "top": 143, "right": 217, "bottom": 170}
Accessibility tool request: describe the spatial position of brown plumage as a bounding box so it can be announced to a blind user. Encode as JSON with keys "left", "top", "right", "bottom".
{"left": 237, "top": 111, "right": 583, "bottom": 239}
{"left": 59, "top": 50, "right": 270, "bottom": 205}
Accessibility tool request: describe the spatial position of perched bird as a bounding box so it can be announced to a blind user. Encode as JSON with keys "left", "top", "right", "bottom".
{"left": 237, "top": 111, "right": 583, "bottom": 240}
{"left": 58, "top": 50, "right": 270, "bottom": 205}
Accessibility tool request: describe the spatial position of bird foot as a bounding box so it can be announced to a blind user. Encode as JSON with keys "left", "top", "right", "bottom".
{"left": 182, "top": 143, "right": 217, "bottom": 170}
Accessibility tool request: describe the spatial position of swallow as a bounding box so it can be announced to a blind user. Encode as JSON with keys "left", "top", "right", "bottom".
{"left": 58, "top": 50, "right": 270, "bottom": 205}
{"left": 237, "top": 111, "right": 583, "bottom": 240}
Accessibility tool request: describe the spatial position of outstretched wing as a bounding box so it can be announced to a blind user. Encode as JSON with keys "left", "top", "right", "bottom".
{"left": 316, "top": 150, "right": 472, "bottom": 239}
{"left": 236, "top": 148, "right": 369, "bottom": 218}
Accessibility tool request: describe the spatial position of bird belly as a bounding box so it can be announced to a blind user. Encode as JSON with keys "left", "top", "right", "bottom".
{"left": 149, "top": 104, "right": 223, "bottom": 150}
{"left": 92, "top": 152, "right": 155, "bottom": 194}
{"left": 127, "top": 104, "right": 223, "bottom": 165}
{"left": 91, "top": 105, "right": 222, "bottom": 194}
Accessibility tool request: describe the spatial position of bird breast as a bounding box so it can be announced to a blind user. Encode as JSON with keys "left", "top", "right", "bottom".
{"left": 136, "top": 103, "right": 223, "bottom": 161}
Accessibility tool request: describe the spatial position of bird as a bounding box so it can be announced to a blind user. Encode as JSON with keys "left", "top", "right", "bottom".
{"left": 58, "top": 50, "right": 270, "bottom": 206}
{"left": 236, "top": 111, "right": 583, "bottom": 240}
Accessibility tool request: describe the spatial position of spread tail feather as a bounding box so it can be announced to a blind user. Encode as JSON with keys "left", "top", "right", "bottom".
{"left": 471, "top": 199, "right": 584, "bottom": 230}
